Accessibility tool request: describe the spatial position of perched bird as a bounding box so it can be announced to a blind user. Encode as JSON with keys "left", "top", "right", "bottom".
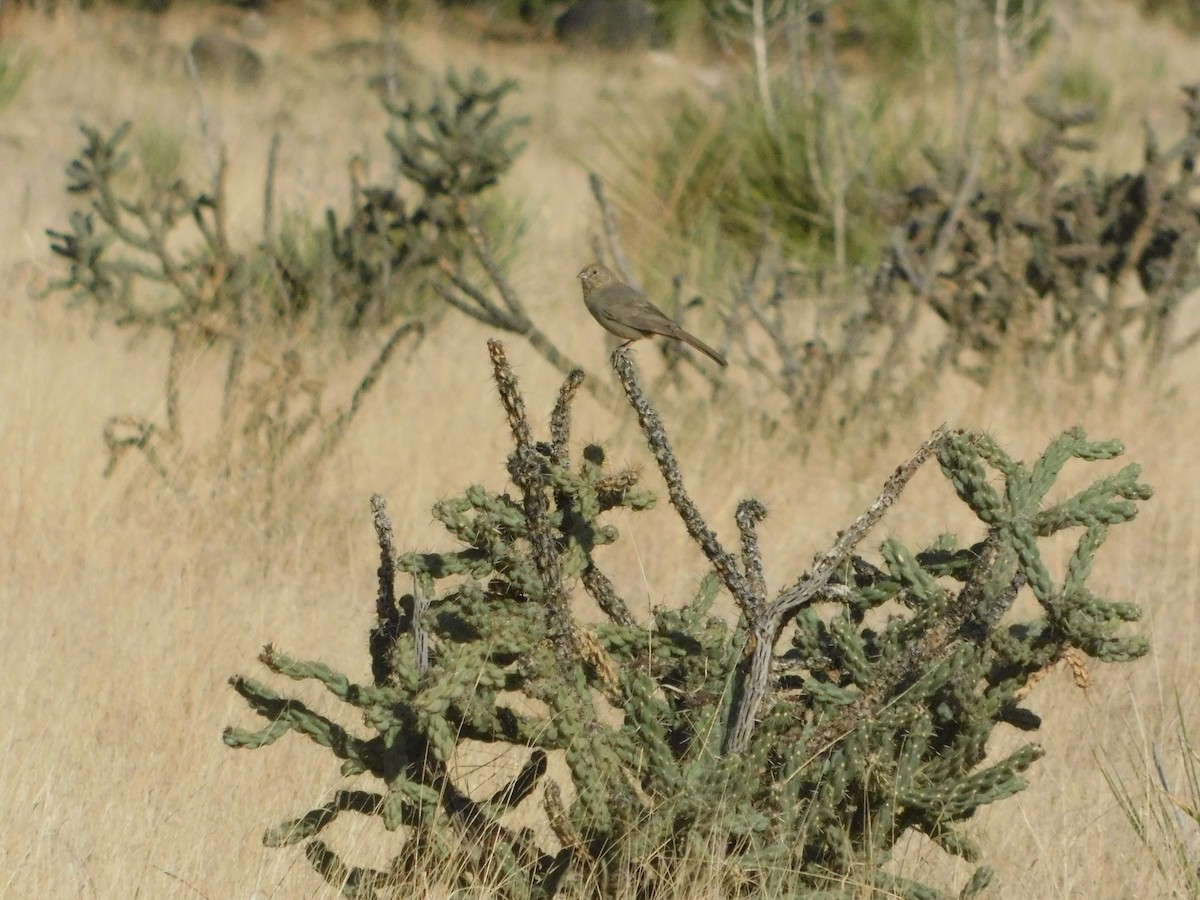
{"left": 577, "top": 263, "right": 728, "bottom": 367}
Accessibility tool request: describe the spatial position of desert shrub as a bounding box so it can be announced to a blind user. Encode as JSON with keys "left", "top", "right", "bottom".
{"left": 634, "top": 62, "right": 912, "bottom": 273}
{"left": 655, "top": 86, "right": 1200, "bottom": 446}
{"left": 43, "top": 67, "right": 550, "bottom": 507}
{"left": 627, "top": 0, "right": 1052, "bottom": 271}
{"left": 889, "top": 89, "right": 1200, "bottom": 383}
{"left": 226, "top": 339, "right": 1151, "bottom": 899}
{"left": 638, "top": 83, "right": 906, "bottom": 268}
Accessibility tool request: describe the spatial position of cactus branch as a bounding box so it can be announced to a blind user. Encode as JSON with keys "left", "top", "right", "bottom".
{"left": 611, "top": 347, "right": 756, "bottom": 606}
{"left": 550, "top": 368, "right": 586, "bottom": 464}
{"left": 369, "top": 493, "right": 401, "bottom": 688}
{"left": 588, "top": 172, "right": 637, "bottom": 288}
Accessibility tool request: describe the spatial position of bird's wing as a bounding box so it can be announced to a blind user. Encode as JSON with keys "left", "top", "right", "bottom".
{"left": 623, "top": 309, "right": 682, "bottom": 336}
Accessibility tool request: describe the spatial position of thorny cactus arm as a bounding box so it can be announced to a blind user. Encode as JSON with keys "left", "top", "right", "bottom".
{"left": 488, "top": 339, "right": 574, "bottom": 661}
{"left": 771, "top": 426, "right": 951, "bottom": 622}
{"left": 610, "top": 347, "right": 757, "bottom": 607}
{"left": 735, "top": 499, "right": 768, "bottom": 601}
{"left": 612, "top": 344, "right": 954, "bottom": 755}
{"left": 485, "top": 340, "right": 640, "bottom": 841}
{"left": 550, "top": 368, "right": 586, "bottom": 464}
{"left": 724, "top": 427, "right": 952, "bottom": 755}
{"left": 368, "top": 496, "right": 401, "bottom": 685}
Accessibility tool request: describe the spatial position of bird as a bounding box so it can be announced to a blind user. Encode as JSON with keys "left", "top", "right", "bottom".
{"left": 576, "top": 263, "right": 728, "bottom": 367}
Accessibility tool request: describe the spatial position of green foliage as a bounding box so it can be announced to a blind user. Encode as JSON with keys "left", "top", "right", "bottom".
{"left": 1136, "top": 0, "right": 1200, "bottom": 32}
{"left": 226, "top": 341, "right": 1150, "bottom": 899}
{"left": 844, "top": 0, "right": 1053, "bottom": 74}
{"left": 640, "top": 67, "right": 922, "bottom": 269}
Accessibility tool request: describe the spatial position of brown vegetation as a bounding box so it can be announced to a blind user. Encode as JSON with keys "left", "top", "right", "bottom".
{"left": 1, "top": 2, "right": 1198, "bottom": 898}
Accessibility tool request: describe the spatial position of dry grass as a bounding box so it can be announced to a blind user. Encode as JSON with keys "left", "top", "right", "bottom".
{"left": 2, "top": 3, "right": 1199, "bottom": 898}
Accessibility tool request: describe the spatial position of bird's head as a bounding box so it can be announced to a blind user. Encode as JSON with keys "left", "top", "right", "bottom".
{"left": 577, "top": 263, "right": 614, "bottom": 294}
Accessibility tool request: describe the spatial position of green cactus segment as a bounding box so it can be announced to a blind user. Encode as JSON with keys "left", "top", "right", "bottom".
{"left": 960, "top": 866, "right": 996, "bottom": 900}
{"left": 937, "top": 434, "right": 1006, "bottom": 524}
{"left": 621, "top": 669, "right": 684, "bottom": 795}
{"left": 225, "top": 348, "right": 1150, "bottom": 898}
{"left": 263, "top": 790, "right": 385, "bottom": 847}
{"left": 883, "top": 538, "right": 949, "bottom": 605}
{"left": 1037, "top": 463, "right": 1151, "bottom": 532}
{"left": 223, "top": 676, "right": 375, "bottom": 775}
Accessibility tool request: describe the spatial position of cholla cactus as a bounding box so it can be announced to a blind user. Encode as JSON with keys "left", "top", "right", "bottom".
{"left": 41, "top": 68, "right": 538, "bottom": 491}
{"left": 892, "top": 88, "right": 1200, "bottom": 383}
{"left": 225, "top": 340, "right": 1150, "bottom": 899}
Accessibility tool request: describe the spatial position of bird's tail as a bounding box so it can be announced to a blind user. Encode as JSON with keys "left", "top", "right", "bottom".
{"left": 678, "top": 329, "right": 728, "bottom": 367}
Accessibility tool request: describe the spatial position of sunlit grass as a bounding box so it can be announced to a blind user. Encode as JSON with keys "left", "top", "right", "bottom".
{"left": 1, "top": 2, "right": 1198, "bottom": 897}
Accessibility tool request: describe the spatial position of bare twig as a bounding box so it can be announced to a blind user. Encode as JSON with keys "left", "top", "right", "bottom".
{"left": 183, "top": 49, "right": 220, "bottom": 191}
{"left": 263, "top": 132, "right": 281, "bottom": 251}
{"left": 457, "top": 200, "right": 534, "bottom": 327}
{"left": 588, "top": 173, "right": 636, "bottom": 288}
{"left": 751, "top": 0, "right": 776, "bottom": 137}
{"left": 312, "top": 321, "right": 425, "bottom": 466}
{"left": 725, "top": 425, "right": 950, "bottom": 754}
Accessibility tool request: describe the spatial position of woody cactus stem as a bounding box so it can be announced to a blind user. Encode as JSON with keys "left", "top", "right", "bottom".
{"left": 489, "top": 339, "right": 578, "bottom": 668}
{"left": 610, "top": 346, "right": 951, "bottom": 754}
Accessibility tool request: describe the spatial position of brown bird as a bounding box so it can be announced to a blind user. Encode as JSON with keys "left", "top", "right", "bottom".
{"left": 577, "top": 263, "right": 728, "bottom": 367}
